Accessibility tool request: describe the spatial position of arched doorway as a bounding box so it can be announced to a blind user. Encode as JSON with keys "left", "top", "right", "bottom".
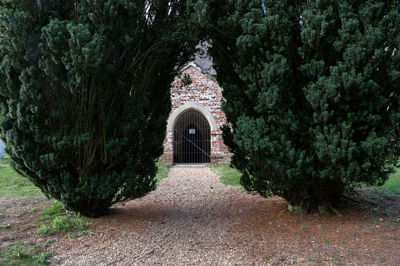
{"left": 173, "top": 110, "right": 211, "bottom": 164}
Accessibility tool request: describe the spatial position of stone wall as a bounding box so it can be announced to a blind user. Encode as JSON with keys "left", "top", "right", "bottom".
{"left": 159, "top": 63, "right": 231, "bottom": 164}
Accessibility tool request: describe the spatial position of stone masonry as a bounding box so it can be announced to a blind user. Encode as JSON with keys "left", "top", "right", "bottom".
{"left": 159, "top": 62, "right": 231, "bottom": 164}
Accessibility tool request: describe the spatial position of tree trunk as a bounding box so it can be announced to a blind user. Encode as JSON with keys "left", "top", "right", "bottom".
{"left": 285, "top": 178, "right": 345, "bottom": 215}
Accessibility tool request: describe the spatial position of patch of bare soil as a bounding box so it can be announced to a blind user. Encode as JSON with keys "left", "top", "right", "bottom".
{"left": 0, "top": 196, "right": 53, "bottom": 251}
{"left": 232, "top": 192, "right": 400, "bottom": 265}
{"left": 1, "top": 168, "right": 399, "bottom": 265}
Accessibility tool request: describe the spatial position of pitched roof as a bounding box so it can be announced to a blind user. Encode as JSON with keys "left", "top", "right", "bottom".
{"left": 192, "top": 42, "right": 217, "bottom": 76}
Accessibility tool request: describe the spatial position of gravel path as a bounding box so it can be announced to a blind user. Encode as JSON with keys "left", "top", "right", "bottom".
{"left": 51, "top": 166, "right": 263, "bottom": 265}
{"left": 48, "top": 166, "right": 400, "bottom": 265}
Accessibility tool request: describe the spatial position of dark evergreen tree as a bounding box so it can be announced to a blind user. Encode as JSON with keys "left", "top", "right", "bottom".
{"left": 191, "top": 0, "right": 400, "bottom": 213}
{"left": 0, "top": 0, "right": 194, "bottom": 217}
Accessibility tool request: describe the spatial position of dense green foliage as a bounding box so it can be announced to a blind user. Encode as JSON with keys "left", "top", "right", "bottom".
{"left": 192, "top": 0, "right": 400, "bottom": 212}
{"left": 0, "top": 152, "right": 170, "bottom": 197}
{"left": 212, "top": 163, "right": 400, "bottom": 196}
{"left": 0, "top": 0, "right": 194, "bottom": 217}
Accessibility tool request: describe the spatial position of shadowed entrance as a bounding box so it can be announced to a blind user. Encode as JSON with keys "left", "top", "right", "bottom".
{"left": 173, "top": 110, "right": 211, "bottom": 164}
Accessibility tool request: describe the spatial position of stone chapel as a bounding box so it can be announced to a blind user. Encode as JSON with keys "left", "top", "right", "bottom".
{"left": 159, "top": 45, "right": 231, "bottom": 165}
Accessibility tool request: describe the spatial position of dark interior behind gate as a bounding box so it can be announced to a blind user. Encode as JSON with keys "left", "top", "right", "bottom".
{"left": 173, "top": 110, "right": 211, "bottom": 164}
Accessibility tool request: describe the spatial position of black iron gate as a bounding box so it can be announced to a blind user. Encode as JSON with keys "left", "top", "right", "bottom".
{"left": 173, "top": 110, "right": 211, "bottom": 164}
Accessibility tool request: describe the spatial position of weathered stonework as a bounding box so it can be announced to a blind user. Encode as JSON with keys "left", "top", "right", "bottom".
{"left": 159, "top": 63, "right": 231, "bottom": 164}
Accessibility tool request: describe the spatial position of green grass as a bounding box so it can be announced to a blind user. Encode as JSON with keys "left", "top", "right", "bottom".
{"left": 382, "top": 169, "right": 400, "bottom": 195}
{"left": 0, "top": 241, "right": 51, "bottom": 265}
{"left": 41, "top": 201, "right": 64, "bottom": 217}
{"left": 0, "top": 154, "right": 43, "bottom": 197}
{"left": 36, "top": 201, "right": 90, "bottom": 237}
{"left": 156, "top": 163, "right": 170, "bottom": 182}
{"left": 211, "top": 164, "right": 241, "bottom": 186}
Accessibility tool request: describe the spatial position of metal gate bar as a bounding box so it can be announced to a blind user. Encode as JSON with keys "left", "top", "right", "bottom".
{"left": 175, "top": 129, "right": 211, "bottom": 159}
{"left": 173, "top": 110, "right": 211, "bottom": 164}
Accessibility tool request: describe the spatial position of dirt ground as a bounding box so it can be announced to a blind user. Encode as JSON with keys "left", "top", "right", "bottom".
{"left": 0, "top": 196, "right": 54, "bottom": 250}
{"left": 1, "top": 167, "right": 400, "bottom": 265}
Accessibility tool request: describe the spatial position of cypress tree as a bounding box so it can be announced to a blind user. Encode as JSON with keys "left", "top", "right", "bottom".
{"left": 0, "top": 0, "right": 194, "bottom": 217}
{"left": 192, "top": 0, "right": 400, "bottom": 213}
